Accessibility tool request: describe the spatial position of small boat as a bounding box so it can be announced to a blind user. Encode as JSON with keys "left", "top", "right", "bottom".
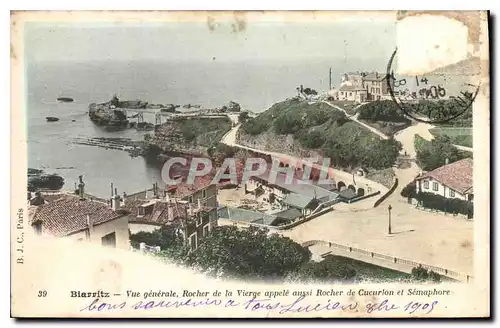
{"left": 46, "top": 117, "right": 59, "bottom": 122}
{"left": 57, "top": 97, "right": 74, "bottom": 103}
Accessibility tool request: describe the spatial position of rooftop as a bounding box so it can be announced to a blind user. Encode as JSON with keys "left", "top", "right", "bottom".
{"left": 338, "top": 84, "right": 367, "bottom": 92}
{"left": 29, "top": 193, "right": 125, "bottom": 237}
{"left": 362, "top": 72, "right": 387, "bottom": 81}
{"left": 123, "top": 198, "right": 213, "bottom": 226}
{"left": 418, "top": 158, "right": 473, "bottom": 194}
{"left": 281, "top": 193, "right": 316, "bottom": 210}
{"left": 217, "top": 206, "right": 278, "bottom": 226}
{"left": 274, "top": 208, "right": 303, "bottom": 220}
{"left": 250, "top": 170, "right": 339, "bottom": 201}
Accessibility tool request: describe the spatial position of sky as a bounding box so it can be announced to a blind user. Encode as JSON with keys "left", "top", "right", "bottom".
{"left": 24, "top": 19, "right": 396, "bottom": 64}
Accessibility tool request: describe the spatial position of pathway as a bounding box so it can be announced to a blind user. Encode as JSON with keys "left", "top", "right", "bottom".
{"left": 322, "top": 101, "right": 390, "bottom": 140}
{"left": 220, "top": 103, "right": 473, "bottom": 277}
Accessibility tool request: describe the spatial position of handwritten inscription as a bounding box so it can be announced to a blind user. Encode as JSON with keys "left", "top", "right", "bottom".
{"left": 80, "top": 295, "right": 439, "bottom": 316}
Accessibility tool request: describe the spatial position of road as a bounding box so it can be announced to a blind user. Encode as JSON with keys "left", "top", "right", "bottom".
{"left": 220, "top": 103, "right": 474, "bottom": 277}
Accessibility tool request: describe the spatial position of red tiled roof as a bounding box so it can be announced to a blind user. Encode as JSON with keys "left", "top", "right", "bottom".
{"left": 122, "top": 199, "right": 192, "bottom": 225}
{"left": 417, "top": 158, "right": 473, "bottom": 194}
{"left": 30, "top": 194, "right": 125, "bottom": 237}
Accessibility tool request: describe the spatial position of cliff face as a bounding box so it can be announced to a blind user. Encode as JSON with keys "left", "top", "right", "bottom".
{"left": 145, "top": 117, "right": 232, "bottom": 157}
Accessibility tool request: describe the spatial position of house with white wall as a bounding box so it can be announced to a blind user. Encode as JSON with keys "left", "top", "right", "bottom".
{"left": 415, "top": 158, "right": 473, "bottom": 202}
{"left": 28, "top": 191, "right": 130, "bottom": 249}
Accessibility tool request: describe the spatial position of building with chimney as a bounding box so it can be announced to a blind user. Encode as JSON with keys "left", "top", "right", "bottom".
{"left": 27, "top": 176, "right": 130, "bottom": 249}
{"left": 126, "top": 175, "right": 218, "bottom": 225}
{"left": 338, "top": 71, "right": 395, "bottom": 102}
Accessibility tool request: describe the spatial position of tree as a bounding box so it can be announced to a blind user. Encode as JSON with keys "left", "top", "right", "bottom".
{"left": 238, "top": 111, "right": 249, "bottom": 124}
{"left": 297, "top": 130, "right": 325, "bottom": 149}
{"left": 184, "top": 226, "right": 311, "bottom": 279}
{"left": 130, "top": 224, "right": 184, "bottom": 251}
{"left": 416, "top": 135, "right": 470, "bottom": 171}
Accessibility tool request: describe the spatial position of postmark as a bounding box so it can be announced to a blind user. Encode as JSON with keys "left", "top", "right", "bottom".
{"left": 386, "top": 48, "right": 480, "bottom": 124}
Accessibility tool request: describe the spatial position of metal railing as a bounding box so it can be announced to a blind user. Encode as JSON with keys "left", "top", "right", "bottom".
{"left": 303, "top": 240, "right": 473, "bottom": 283}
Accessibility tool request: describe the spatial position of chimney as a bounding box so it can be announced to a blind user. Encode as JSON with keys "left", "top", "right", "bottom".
{"left": 197, "top": 198, "right": 202, "bottom": 210}
{"left": 165, "top": 192, "right": 170, "bottom": 203}
{"left": 188, "top": 203, "right": 194, "bottom": 216}
{"left": 78, "top": 175, "right": 85, "bottom": 200}
{"left": 110, "top": 182, "right": 114, "bottom": 203}
{"left": 112, "top": 188, "right": 120, "bottom": 211}
{"left": 445, "top": 158, "right": 449, "bottom": 165}
{"left": 122, "top": 192, "right": 127, "bottom": 206}
{"left": 153, "top": 183, "right": 157, "bottom": 198}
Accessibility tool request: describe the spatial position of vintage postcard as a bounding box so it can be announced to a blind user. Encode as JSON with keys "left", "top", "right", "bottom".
{"left": 11, "top": 11, "right": 490, "bottom": 318}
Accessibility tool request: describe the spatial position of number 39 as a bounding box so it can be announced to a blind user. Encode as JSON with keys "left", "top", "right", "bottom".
{"left": 38, "top": 290, "right": 47, "bottom": 297}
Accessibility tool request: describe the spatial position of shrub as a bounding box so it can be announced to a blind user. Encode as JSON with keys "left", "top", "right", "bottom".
{"left": 416, "top": 192, "right": 473, "bottom": 217}
{"left": 400, "top": 181, "right": 417, "bottom": 198}
{"left": 297, "top": 130, "right": 325, "bottom": 149}
{"left": 411, "top": 265, "right": 441, "bottom": 282}
{"left": 242, "top": 118, "right": 270, "bottom": 135}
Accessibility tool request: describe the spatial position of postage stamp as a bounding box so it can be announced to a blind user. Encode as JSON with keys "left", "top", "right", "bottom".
{"left": 10, "top": 11, "right": 490, "bottom": 318}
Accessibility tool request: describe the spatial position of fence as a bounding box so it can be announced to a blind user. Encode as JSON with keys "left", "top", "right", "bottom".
{"left": 374, "top": 177, "right": 398, "bottom": 207}
{"left": 302, "top": 240, "right": 473, "bottom": 283}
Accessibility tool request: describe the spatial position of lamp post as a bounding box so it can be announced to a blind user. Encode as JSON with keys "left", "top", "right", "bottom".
{"left": 388, "top": 205, "right": 393, "bottom": 235}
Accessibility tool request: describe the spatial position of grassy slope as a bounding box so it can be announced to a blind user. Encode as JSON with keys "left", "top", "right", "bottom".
{"left": 241, "top": 98, "right": 377, "bottom": 144}
{"left": 148, "top": 117, "right": 232, "bottom": 155}
{"left": 429, "top": 127, "right": 473, "bottom": 148}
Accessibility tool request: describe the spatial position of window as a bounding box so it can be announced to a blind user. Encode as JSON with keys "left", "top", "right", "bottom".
{"left": 432, "top": 182, "right": 439, "bottom": 191}
{"left": 33, "top": 221, "right": 42, "bottom": 236}
{"left": 349, "top": 92, "right": 352, "bottom": 96}
{"left": 196, "top": 215, "right": 203, "bottom": 227}
{"left": 190, "top": 233, "right": 197, "bottom": 250}
{"left": 203, "top": 225, "right": 209, "bottom": 237}
{"left": 449, "top": 189, "right": 455, "bottom": 197}
{"left": 202, "top": 189, "right": 207, "bottom": 198}
{"left": 423, "top": 181, "right": 429, "bottom": 189}
{"left": 138, "top": 206, "right": 145, "bottom": 217}
{"left": 188, "top": 196, "right": 193, "bottom": 203}
{"left": 101, "top": 232, "right": 116, "bottom": 248}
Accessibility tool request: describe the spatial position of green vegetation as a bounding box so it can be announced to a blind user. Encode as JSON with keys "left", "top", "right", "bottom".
{"left": 410, "top": 99, "right": 473, "bottom": 127}
{"left": 416, "top": 192, "right": 473, "bottom": 217}
{"left": 429, "top": 127, "right": 472, "bottom": 148}
{"left": 28, "top": 173, "right": 65, "bottom": 192}
{"left": 185, "top": 226, "right": 311, "bottom": 279}
{"left": 177, "top": 117, "right": 232, "bottom": 147}
{"left": 322, "top": 255, "right": 411, "bottom": 282}
{"left": 322, "top": 124, "right": 402, "bottom": 170}
{"left": 328, "top": 100, "right": 358, "bottom": 115}
{"left": 357, "top": 100, "right": 412, "bottom": 136}
{"left": 241, "top": 99, "right": 402, "bottom": 170}
{"left": 238, "top": 111, "right": 249, "bottom": 124}
{"left": 295, "top": 256, "right": 356, "bottom": 282}
{"left": 414, "top": 135, "right": 471, "bottom": 171}
{"left": 400, "top": 180, "right": 417, "bottom": 199}
{"left": 132, "top": 225, "right": 419, "bottom": 283}
{"left": 411, "top": 265, "right": 441, "bottom": 282}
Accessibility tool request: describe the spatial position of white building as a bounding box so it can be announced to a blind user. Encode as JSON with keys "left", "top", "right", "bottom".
{"left": 337, "top": 84, "right": 368, "bottom": 103}
{"left": 415, "top": 158, "right": 473, "bottom": 202}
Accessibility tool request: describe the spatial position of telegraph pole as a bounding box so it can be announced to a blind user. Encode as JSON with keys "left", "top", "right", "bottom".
{"left": 388, "top": 205, "right": 393, "bottom": 235}
{"left": 329, "top": 68, "right": 332, "bottom": 90}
